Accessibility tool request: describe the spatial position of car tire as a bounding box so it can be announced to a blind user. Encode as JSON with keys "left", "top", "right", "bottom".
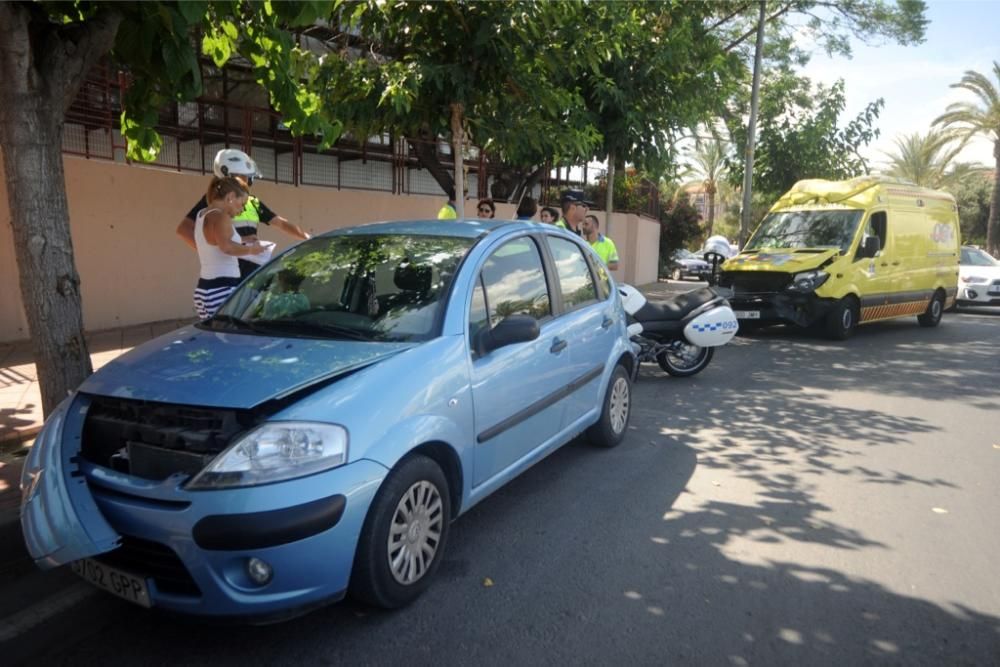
{"left": 917, "top": 290, "right": 945, "bottom": 327}
{"left": 671, "top": 268, "right": 683, "bottom": 281}
{"left": 825, "top": 296, "right": 858, "bottom": 340}
{"left": 350, "top": 454, "right": 451, "bottom": 609}
{"left": 587, "top": 365, "right": 632, "bottom": 448}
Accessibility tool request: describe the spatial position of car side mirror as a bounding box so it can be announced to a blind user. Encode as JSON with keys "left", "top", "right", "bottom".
{"left": 475, "top": 314, "right": 539, "bottom": 355}
{"left": 859, "top": 235, "right": 880, "bottom": 259}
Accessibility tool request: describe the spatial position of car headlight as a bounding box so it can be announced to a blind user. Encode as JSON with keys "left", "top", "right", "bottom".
{"left": 960, "top": 275, "right": 988, "bottom": 284}
{"left": 187, "top": 422, "right": 348, "bottom": 490}
{"left": 787, "top": 270, "right": 830, "bottom": 293}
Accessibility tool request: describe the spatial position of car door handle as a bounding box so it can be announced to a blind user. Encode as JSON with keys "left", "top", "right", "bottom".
{"left": 550, "top": 339, "right": 567, "bottom": 354}
{"left": 891, "top": 261, "right": 901, "bottom": 266}
{"left": 601, "top": 316, "right": 614, "bottom": 329}
{"left": 880, "top": 262, "right": 889, "bottom": 266}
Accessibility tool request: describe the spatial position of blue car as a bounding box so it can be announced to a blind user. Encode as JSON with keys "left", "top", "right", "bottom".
{"left": 21, "top": 219, "right": 636, "bottom": 620}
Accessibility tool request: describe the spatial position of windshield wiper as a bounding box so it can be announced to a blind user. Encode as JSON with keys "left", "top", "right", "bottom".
{"left": 250, "top": 318, "right": 376, "bottom": 341}
{"left": 206, "top": 313, "right": 259, "bottom": 331}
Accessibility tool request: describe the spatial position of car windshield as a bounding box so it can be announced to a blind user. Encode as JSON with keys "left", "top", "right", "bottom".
{"left": 203, "top": 233, "right": 474, "bottom": 342}
{"left": 960, "top": 247, "right": 999, "bottom": 267}
{"left": 745, "top": 209, "right": 864, "bottom": 254}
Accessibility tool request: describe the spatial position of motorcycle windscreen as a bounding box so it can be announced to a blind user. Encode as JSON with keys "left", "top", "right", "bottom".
{"left": 20, "top": 397, "right": 120, "bottom": 569}
{"left": 684, "top": 305, "right": 739, "bottom": 347}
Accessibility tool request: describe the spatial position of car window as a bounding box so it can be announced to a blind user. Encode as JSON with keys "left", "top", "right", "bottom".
{"left": 469, "top": 278, "right": 489, "bottom": 343}
{"left": 961, "top": 247, "right": 999, "bottom": 266}
{"left": 479, "top": 237, "right": 551, "bottom": 328}
{"left": 548, "top": 236, "right": 599, "bottom": 312}
{"left": 211, "top": 233, "right": 473, "bottom": 342}
{"left": 593, "top": 257, "right": 612, "bottom": 300}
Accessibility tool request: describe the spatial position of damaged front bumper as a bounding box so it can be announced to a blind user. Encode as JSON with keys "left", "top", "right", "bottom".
{"left": 726, "top": 290, "right": 838, "bottom": 327}
{"left": 21, "top": 394, "right": 390, "bottom": 619}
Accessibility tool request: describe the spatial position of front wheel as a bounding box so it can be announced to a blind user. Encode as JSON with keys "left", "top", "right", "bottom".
{"left": 657, "top": 343, "right": 714, "bottom": 377}
{"left": 825, "top": 296, "right": 858, "bottom": 340}
{"left": 350, "top": 455, "right": 451, "bottom": 609}
{"left": 587, "top": 365, "right": 632, "bottom": 448}
{"left": 917, "top": 291, "right": 944, "bottom": 327}
{"left": 671, "top": 268, "right": 683, "bottom": 281}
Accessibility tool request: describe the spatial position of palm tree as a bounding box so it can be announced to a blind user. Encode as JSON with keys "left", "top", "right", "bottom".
{"left": 684, "top": 137, "right": 730, "bottom": 237}
{"left": 934, "top": 62, "right": 1000, "bottom": 255}
{"left": 881, "top": 129, "right": 982, "bottom": 190}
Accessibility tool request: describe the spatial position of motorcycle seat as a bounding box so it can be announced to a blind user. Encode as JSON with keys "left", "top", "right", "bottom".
{"left": 633, "top": 287, "right": 722, "bottom": 323}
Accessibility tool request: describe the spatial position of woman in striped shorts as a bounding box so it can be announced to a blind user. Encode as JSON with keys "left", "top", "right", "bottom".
{"left": 193, "top": 176, "right": 265, "bottom": 319}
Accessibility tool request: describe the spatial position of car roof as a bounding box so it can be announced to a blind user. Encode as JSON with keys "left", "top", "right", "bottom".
{"left": 322, "top": 218, "right": 531, "bottom": 240}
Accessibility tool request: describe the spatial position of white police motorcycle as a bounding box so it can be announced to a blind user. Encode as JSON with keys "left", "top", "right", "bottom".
{"left": 618, "top": 283, "right": 738, "bottom": 377}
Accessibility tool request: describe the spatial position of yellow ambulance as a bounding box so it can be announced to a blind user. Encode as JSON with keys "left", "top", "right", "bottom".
{"left": 719, "top": 177, "right": 960, "bottom": 339}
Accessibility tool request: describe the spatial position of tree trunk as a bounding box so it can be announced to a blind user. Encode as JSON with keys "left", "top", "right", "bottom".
{"left": 605, "top": 151, "right": 615, "bottom": 232}
{"left": 0, "top": 5, "right": 119, "bottom": 416}
{"left": 739, "top": 0, "right": 766, "bottom": 248}
{"left": 706, "top": 184, "right": 717, "bottom": 238}
{"left": 450, "top": 102, "right": 465, "bottom": 218}
{"left": 989, "top": 140, "right": 1000, "bottom": 257}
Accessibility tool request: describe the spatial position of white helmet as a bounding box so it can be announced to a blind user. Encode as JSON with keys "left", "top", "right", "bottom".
{"left": 213, "top": 148, "right": 260, "bottom": 184}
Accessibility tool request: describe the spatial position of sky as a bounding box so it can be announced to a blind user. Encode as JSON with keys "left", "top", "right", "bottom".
{"left": 802, "top": 0, "right": 999, "bottom": 169}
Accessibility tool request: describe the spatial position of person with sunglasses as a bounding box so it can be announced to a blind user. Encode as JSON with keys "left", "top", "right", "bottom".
{"left": 555, "top": 189, "right": 592, "bottom": 235}
{"left": 176, "top": 149, "right": 310, "bottom": 278}
{"left": 476, "top": 199, "right": 496, "bottom": 218}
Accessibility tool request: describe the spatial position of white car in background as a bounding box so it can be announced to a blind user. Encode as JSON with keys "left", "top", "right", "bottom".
{"left": 957, "top": 245, "right": 1000, "bottom": 307}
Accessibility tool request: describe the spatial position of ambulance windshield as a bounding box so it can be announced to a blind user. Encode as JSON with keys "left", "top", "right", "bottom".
{"left": 745, "top": 209, "right": 863, "bottom": 254}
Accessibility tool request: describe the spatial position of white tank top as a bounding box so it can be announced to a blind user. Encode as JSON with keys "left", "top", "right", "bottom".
{"left": 195, "top": 207, "right": 242, "bottom": 280}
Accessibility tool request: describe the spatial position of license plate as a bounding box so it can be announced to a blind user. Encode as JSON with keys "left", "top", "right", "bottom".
{"left": 734, "top": 310, "right": 761, "bottom": 319}
{"left": 989, "top": 286, "right": 1000, "bottom": 295}
{"left": 71, "top": 558, "right": 152, "bottom": 608}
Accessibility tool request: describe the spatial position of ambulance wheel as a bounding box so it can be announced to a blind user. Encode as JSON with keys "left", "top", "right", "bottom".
{"left": 825, "top": 297, "right": 858, "bottom": 340}
{"left": 657, "top": 344, "right": 714, "bottom": 377}
{"left": 918, "top": 290, "right": 945, "bottom": 327}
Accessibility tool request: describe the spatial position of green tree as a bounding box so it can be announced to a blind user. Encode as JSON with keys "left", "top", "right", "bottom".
{"left": 933, "top": 62, "right": 1000, "bottom": 255}
{"left": 881, "top": 129, "right": 982, "bottom": 190}
{"left": 951, "top": 172, "right": 992, "bottom": 245}
{"left": 683, "top": 136, "right": 731, "bottom": 237}
{"left": 575, "top": 1, "right": 740, "bottom": 222}
{"left": 334, "top": 1, "right": 603, "bottom": 213}
{"left": 727, "top": 74, "right": 883, "bottom": 203}
{"left": 658, "top": 192, "right": 704, "bottom": 276}
{"left": 0, "top": 1, "right": 348, "bottom": 415}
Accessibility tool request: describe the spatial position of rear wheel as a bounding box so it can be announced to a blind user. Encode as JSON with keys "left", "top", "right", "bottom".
{"left": 825, "top": 296, "right": 858, "bottom": 340}
{"left": 350, "top": 455, "right": 451, "bottom": 609}
{"left": 917, "top": 290, "right": 945, "bottom": 327}
{"left": 587, "top": 365, "right": 632, "bottom": 448}
{"left": 657, "top": 343, "right": 714, "bottom": 377}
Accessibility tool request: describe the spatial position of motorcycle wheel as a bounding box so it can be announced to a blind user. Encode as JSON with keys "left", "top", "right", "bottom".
{"left": 657, "top": 343, "right": 714, "bottom": 377}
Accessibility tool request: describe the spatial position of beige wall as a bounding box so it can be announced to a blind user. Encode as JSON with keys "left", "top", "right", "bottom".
{"left": 0, "top": 156, "right": 659, "bottom": 342}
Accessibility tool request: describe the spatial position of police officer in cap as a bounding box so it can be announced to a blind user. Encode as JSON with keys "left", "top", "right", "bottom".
{"left": 555, "top": 189, "right": 592, "bottom": 236}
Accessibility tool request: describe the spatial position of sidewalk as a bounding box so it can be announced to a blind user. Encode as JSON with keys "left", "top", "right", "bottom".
{"left": 0, "top": 318, "right": 194, "bottom": 519}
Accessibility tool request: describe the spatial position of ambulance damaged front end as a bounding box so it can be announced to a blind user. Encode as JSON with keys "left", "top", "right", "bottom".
{"left": 718, "top": 208, "right": 863, "bottom": 327}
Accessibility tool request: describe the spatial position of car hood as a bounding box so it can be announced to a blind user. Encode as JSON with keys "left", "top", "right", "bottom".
{"left": 723, "top": 248, "right": 840, "bottom": 273}
{"left": 679, "top": 258, "right": 709, "bottom": 268}
{"left": 959, "top": 265, "right": 1000, "bottom": 280}
{"left": 78, "top": 326, "right": 415, "bottom": 409}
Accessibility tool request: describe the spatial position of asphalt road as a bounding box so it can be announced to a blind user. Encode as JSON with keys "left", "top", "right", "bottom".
{"left": 3, "top": 298, "right": 999, "bottom": 666}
